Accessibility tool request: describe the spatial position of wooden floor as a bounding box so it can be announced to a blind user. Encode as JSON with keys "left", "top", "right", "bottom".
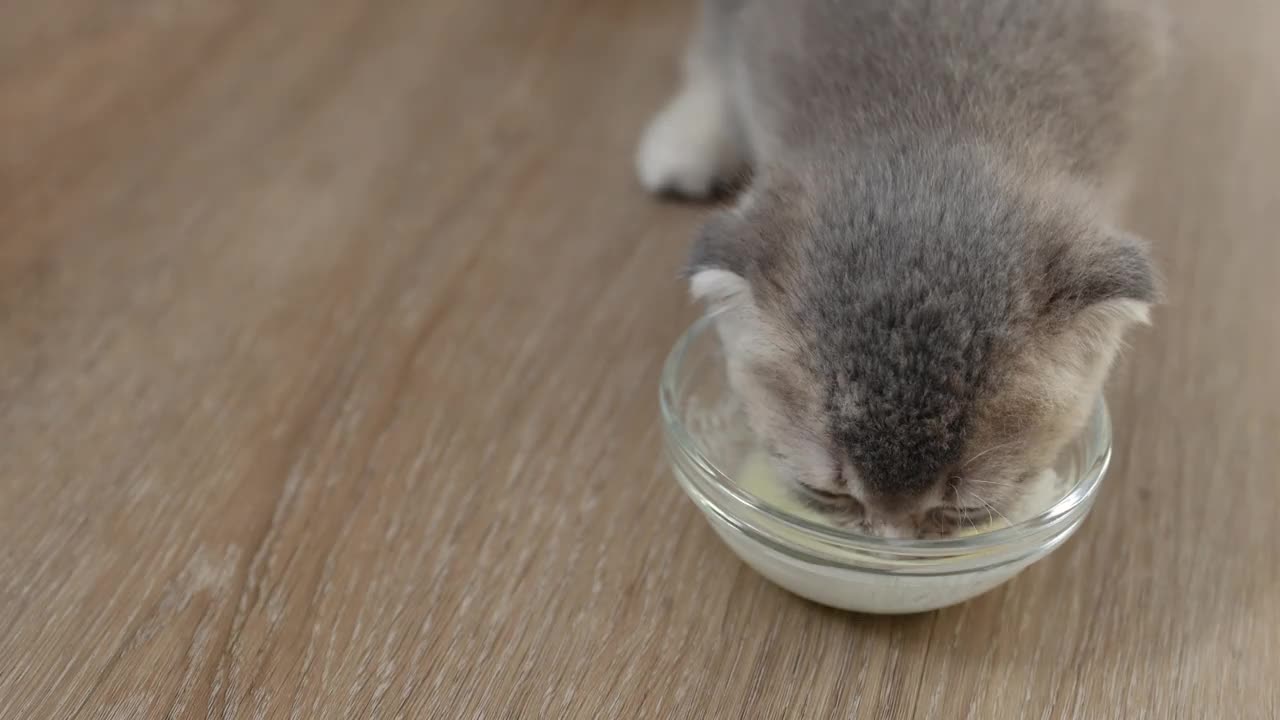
{"left": 1, "top": 1, "right": 1277, "bottom": 717}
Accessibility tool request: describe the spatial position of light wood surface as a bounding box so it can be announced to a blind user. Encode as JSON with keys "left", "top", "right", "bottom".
{"left": 1, "top": 1, "right": 1277, "bottom": 717}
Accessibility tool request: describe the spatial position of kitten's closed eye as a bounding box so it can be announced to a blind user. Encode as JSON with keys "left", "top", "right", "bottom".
{"left": 788, "top": 479, "right": 849, "bottom": 502}
{"left": 929, "top": 506, "right": 993, "bottom": 523}
{"left": 795, "top": 482, "right": 849, "bottom": 503}
{"left": 794, "top": 482, "right": 864, "bottom": 517}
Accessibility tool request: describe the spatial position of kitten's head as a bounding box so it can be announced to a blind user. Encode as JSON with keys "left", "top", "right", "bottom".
{"left": 690, "top": 154, "right": 1156, "bottom": 537}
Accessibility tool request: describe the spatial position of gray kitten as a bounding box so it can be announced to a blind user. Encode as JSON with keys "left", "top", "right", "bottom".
{"left": 638, "top": 0, "right": 1169, "bottom": 537}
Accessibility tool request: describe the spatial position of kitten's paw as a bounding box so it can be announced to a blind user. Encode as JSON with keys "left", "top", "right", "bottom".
{"left": 635, "top": 86, "right": 741, "bottom": 200}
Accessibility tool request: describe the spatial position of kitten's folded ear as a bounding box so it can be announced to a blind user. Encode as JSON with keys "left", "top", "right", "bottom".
{"left": 686, "top": 211, "right": 752, "bottom": 306}
{"left": 1043, "top": 228, "right": 1161, "bottom": 328}
{"left": 686, "top": 211, "right": 777, "bottom": 354}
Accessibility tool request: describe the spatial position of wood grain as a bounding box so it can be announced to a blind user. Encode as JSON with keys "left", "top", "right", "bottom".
{"left": 0, "top": 0, "right": 1276, "bottom": 717}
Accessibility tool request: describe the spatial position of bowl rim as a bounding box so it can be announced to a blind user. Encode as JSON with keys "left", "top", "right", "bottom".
{"left": 660, "top": 314, "right": 1112, "bottom": 569}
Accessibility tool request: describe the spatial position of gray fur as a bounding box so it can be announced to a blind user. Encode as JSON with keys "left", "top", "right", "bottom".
{"left": 647, "top": 0, "right": 1168, "bottom": 534}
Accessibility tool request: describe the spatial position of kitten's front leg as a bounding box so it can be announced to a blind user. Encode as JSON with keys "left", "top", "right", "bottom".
{"left": 635, "top": 34, "right": 746, "bottom": 200}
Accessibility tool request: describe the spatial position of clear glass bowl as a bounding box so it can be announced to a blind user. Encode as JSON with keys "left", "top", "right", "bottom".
{"left": 660, "top": 315, "right": 1112, "bottom": 614}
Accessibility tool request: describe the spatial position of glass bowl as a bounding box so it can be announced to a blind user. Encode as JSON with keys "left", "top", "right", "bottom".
{"left": 660, "top": 315, "right": 1112, "bottom": 614}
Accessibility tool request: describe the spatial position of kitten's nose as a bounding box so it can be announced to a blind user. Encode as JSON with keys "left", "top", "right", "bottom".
{"left": 847, "top": 481, "right": 914, "bottom": 515}
{"left": 846, "top": 477, "right": 928, "bottom": 535}
{"left": 861, "top": 511, "right": 917, "bottom": 538}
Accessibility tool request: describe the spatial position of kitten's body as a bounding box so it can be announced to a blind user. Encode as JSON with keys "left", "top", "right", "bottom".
{"left": 640, "top": 0, "right": 1168, "bottom": 536}
{"left": 641, "top": 0, "right": 1169, "bottom": 197}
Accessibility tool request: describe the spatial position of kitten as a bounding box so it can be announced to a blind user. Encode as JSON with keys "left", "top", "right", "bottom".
{"left": 638, "top": 0, "right": 1169, "bottom": 537}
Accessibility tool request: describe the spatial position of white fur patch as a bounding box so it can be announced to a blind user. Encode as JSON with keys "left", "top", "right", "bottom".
{"left": 689, "top": 269, "right": 749, "bottom": 304}
{"left": 1102, "top": 298, "right": 1152, "bottom": 326}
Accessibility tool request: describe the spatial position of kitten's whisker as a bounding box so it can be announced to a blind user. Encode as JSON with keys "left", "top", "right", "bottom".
{"left": 967, "top": 490, "right": 1012, "bottom": 527}
{"left": 964, "top": 478, "right": 1012, "bottom": 487}
{"left": 960, "top": 489, "right": 994, "bottom": 526}
{"left": 962, "top": 440, "right": 1021, "bottom": 468}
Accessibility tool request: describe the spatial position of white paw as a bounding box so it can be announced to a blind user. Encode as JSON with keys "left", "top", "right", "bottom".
{"left": 635, "top": 84, "right": 740, "bottom": 199}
